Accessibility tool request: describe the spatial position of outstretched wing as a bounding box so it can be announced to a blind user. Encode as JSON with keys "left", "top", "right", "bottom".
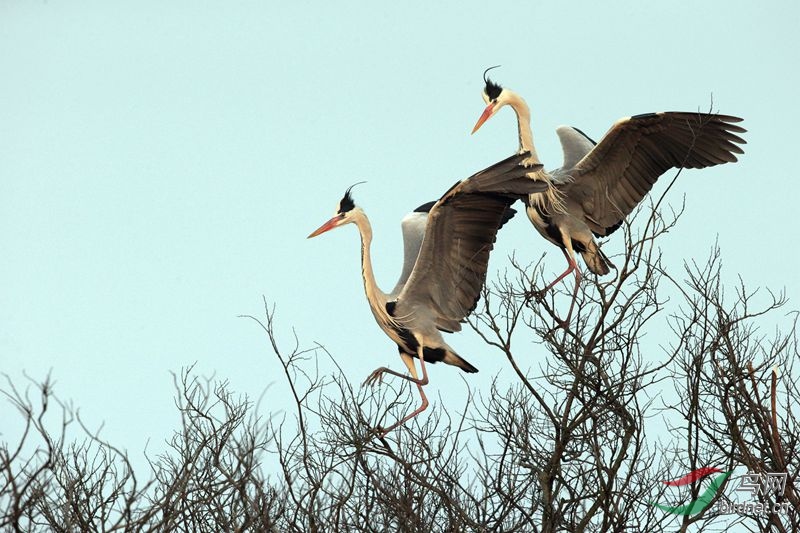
{"left": 395, "top": 153, "right": 546, "bottom": 333}
{"left": 563, "top": 112, "right": 746, "bottom": 236}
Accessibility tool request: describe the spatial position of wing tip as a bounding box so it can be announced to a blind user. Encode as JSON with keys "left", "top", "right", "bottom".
{"left": 413, "top": 200, "right": 437, "bottom": 213}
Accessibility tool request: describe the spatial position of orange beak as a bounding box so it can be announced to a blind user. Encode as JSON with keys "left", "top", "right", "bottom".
{"left": 307, "top": 215, "right": 343, "bottom": 238}
{"left": 471, "top": 102, "right": 496, "bottom": 134}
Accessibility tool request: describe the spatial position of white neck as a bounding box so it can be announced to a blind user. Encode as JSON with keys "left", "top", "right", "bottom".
{"left": 503, "top": 89, "right": 563, "bottom": 211}
{"left": 352, "top": 211, "right": 390, "bottom": 319}
{"left": 505, "top": 90, "right": 541, "bottom": 165}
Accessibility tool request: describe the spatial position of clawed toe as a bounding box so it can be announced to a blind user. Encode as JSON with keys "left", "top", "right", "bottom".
{"left": 525, "top": 288, "right": 546, "bottom": 302}
{"left": 362, "top": 370, "right": 384, "bottom": 388}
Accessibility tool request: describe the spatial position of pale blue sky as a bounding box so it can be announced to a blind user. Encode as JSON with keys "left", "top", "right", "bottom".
{"left": 2, "top": 2, "right": 798, "bottom": 516}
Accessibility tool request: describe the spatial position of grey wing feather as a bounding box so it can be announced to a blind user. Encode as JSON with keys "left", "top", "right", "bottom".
{"left": 395, "top": 153, "right": 547, "bottom": 333}
{"left": 564, "top": 112, "right": 746, "bottom": 236}
{"left": 388, "top": 211, "right": 427, "bottom": 299}
{"left": 554, "top": 125, "right": 597, "bottom": 174}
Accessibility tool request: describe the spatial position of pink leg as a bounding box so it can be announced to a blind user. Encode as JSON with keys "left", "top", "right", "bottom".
{"left": 363, "top": 366, "right": 425, "bottom": 387}
{"left": 365, "top": 349, "right": 431, "bottom": 436}
{"left": 561, "top": 265, "right": 582, "bottom": 327}
{"left": 376, "top": 382, "right": 429, "bottom": 437}
{"left": 531, "top": 247, "right": 580, "bottom": 328}
{"left": 363, "top": 350, "right": 429, "bottom": 387}
{"left": 542, "top": 248, "right": 576, "bottom": 293}
{"left": 529, "top": 248, "right": 574, "bottom": 302}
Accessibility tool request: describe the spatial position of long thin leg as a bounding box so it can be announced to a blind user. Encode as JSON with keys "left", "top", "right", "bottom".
{"left": 405, "top": 349, "right": 429, "bottom": 386}
{"left": 377, "top": 383, "right": 428, "bottom": 436}
{"left": 553, "top": 233, "right": 585, "bottom": 327}
{"left": 533, "top": 239, "right": 581, "bottom": 328}
{"left": 363, "top": 351, "right": 429, "bottom": 387}
{"left": 529, "top": 248, "right": 575, "bottom": 303}
{"left": 374, "top": 348, "right": 430, "bottom": 436}
{"left": 562, "top": 258, "right": 581, "bottom": 326}
{"left": 542, "top": 248, "right": 575, "bottom": 293}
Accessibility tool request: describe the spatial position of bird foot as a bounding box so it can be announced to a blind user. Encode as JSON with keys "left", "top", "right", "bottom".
{"left": 362, "top": 423, "right": 391, "bottom": 440}
{"left": 362, "top": 368, "right": 387, "bottom": 388}
{"left": 525, "top": 288, "right": 546, "bottom": 302}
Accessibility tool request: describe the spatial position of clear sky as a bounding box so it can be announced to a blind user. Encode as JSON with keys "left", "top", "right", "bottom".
{"left": 2, "top": 0, "right": 798, "bottom": 505}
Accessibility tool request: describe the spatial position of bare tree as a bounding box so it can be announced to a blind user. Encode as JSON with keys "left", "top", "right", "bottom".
{"left": 663, "top": 247, "right": 799, "bottom": 533}
{"left": 0, "top": 368, "right": 284, "bottom": 531}
{"left": 2, "top": 180, "right": 798, "bottom": 531}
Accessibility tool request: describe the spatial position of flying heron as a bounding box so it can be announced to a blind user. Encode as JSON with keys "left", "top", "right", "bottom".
{"left": 308, "top": 153, "right": 546, "bottom": 435}
{"left": 472, "top": 67, "right": 746, "bottom": 326}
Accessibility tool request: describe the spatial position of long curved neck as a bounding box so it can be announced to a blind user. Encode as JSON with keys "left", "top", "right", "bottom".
{"left": 506, "top": 90, "right": 541, "bottom": 165}
{"left": 352, "top": 211, "right": 387, "bottom": 313}
{"left": 504, "top": 89, "right": 559, "bottom": 210}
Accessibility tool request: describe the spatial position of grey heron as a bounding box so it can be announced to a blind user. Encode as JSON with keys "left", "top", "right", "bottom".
{"left": 471, "top": 67, "right": 746, "bottom": 326}
{"left": 394, "top": 126, "right": 595, "bottom": 285}
{"left": 308, "top": 153, "right": 546, "bottom": 435}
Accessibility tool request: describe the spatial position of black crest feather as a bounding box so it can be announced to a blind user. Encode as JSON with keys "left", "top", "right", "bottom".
{"left": 483, "top": 65, "right": 503, "bottom": 101}
{"left": 338, "top": 181, "right": 366, "bottom": 214}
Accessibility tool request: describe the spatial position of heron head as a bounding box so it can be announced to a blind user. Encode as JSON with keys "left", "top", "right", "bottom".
{"left": 471, "top": 65, "right": 508, "bottom": 134}
{"left": 307, "top": 182, "right": 365, "bottom": 238}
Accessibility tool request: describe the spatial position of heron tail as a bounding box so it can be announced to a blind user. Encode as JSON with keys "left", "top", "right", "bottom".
{"left": 581, "top": 241, "right": 614, "bottom": 276}
{"left": 444, "top": 351, "right": 479, "bottom": 373}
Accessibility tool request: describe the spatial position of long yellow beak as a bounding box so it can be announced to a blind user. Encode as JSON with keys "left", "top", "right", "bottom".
{"left": 307, "top": 215, "right": 343, "bottom": 238}
{"left": 471, "top": 103, "right": 495, "bottom": 134}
